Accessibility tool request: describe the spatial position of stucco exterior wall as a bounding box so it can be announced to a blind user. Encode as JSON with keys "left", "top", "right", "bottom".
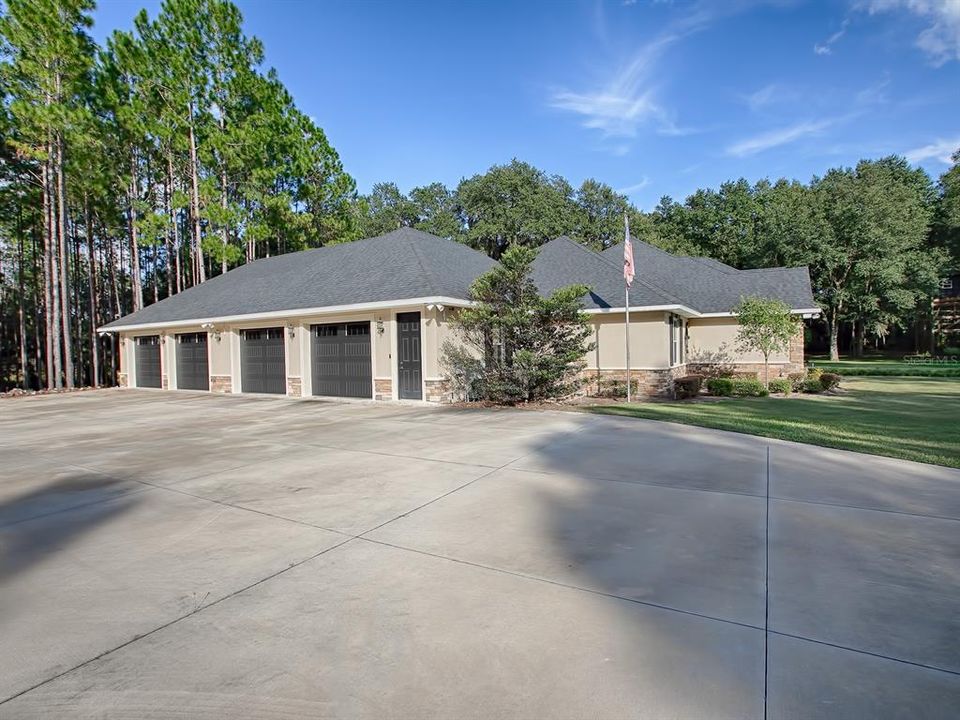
{"left": 686, "top": 317, "right": 790, "bottom": 365}
{"left": 587, "top": 311, "right": 672, "bottom": 370}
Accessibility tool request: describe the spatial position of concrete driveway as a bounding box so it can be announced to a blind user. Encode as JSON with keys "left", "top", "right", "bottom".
{"left": 1, "top": 390, "right": 958, "bottom": 719}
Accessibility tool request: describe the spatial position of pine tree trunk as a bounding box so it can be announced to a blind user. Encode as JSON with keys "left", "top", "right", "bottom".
{"left": 129, "top": 152, "right": 143, "bottom": 311}
{"left": 221, "top": 163, "right": 228, "bottom": 275}
{"left": 188, "top": 105, "right": 205, "bottom": 284}
{"left": 45, "top": 155, "right": 63, "bottom": 389}
{"left": 85, "top": 197, "right": 100, "bottom": 387}
{"left": 165, "top": 153, "right": 175, "bottom": 297}
{"left": 56, "top": 137, "right": 74, "bottom": 389}
{"left": 16, "top": 205, "right": 28, "bottom": 388}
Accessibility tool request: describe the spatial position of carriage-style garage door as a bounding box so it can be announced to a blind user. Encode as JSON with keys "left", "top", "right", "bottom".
{"left": 176, "top": 332, "right": 209, "bottom": 390}
{"left": 135, "top": 335, "right": 161, "bottom": 388}
{"left": 311, "top": 322, "right": 372, "bottom": 398}
{"left": 240, "top": 328, "right": 286, "bottom": 394}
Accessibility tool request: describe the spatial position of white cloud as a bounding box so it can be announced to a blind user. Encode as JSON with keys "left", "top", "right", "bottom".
{"left": 550, "top": 33, "right": 685, "bottom": 139}
{"left": 814, "top": 18, "right": 851, "bottom": 55}
{"left": 859, "top": 0, "right": 960, "bottom": 65}
{"left": 617, "top": 177, "right": 651, "bottom": 194}
{"left": 904, "top": 136, "right": 960, "bottom": 163}
{"left": 726, "top": 119, "right": 835, "bottom": 156}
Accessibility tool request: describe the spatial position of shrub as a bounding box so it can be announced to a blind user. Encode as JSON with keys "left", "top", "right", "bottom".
{"left": 594, "top": 377, "right": 640, "bottom": 399}
{"left": 768, "top": 378, "right": 791, "bottom": 395}
{"left": 819, "top": 372, "right": 841, "bottom": 391}
{"left": 674, "top": 375, "right": 703, "bottom": 399}
{"left": 707, "top": 377, "right": 734, "bottom": 396}
{"left": 944, "top": 347, "right": 960, "bottom": 357}
{"left": 788, "top": 372, "right": 806, "bottom": 392}
{"left": 807, "top": 367, "right": 823, "bottom": 381}
{"left": 802, "top": 378, "right": 822, "bottom": 393}
{"left": 732, "top": 378, "right": 768, "bottom": 397}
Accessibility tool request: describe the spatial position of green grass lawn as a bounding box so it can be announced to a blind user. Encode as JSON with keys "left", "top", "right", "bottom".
{"left": 586, "top": 376, "right": 960, "bottom": 468}
{"left": 808, "top": 356, "right": 960, "bottom": 377}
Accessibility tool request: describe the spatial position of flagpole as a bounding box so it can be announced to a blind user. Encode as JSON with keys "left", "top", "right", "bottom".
{"left": 625, "top": 283, "right": 631, "bottom": 403}
{"left": 623, "top": 212, "right": 632, "bottom": 404}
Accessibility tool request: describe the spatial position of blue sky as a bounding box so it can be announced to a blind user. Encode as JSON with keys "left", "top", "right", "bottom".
{"left": 91, "top": 0, "right": 960, "bottom": 209}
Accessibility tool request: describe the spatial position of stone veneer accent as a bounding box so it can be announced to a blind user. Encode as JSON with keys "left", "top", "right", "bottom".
{"left": 425, "top": 379, "right": 449, "bottom": 403}
{"left": 117, "top": 372, "right": 127, "bottom": 388}
{"left": 374, "top": 378, "right": 392, "bottom": 401}
{"left": 582, "top": 367, "right": 688, "bottom": 398}
{"left": 788, "top": 326, "right": 805, "bottom": 370}
{"left": 210, "top": 375, "right": 232, "bottom": 393}
{"left": 287, "top": 377, "right": 302, "bottom": 398}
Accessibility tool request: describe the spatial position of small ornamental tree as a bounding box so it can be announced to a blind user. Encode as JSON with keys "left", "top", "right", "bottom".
{"left": 442, "top": 245, "right": 594, "bottom": 403}
{"left": 734, "top": 295, "right": 802, "bottom": 389}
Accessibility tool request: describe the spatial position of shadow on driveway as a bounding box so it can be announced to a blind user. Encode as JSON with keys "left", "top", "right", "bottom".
{"left": 0, "top": 474, "right": 142, "bottom": 583}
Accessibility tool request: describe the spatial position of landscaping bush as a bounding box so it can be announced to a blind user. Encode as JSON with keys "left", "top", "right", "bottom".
{"left": 731, "top": 378, "right": 768, "bottom": 397}
{"left": 944, "top": 347, "right": 960, "bottom": 357}
{"left": 802, "top": 378, "right": 822, "bottom": 393}
{"left": 707, "top": 377, "right": 734, "bottom": 396}
{"left": 768, "top": 378, "right": 791, "bottom": 395}
{"left": 819, "top": 372, "right": 841, "bottom": 391}
{"left": 674, "top": 375, "right": 703, "bottom": 399}
{"left": 788, "top": 372, "right": 806, "bottom": 392}
{"left": 807, "top": 367, "right": 823, "bottom": 381}
{"left": 594, "top": 377, "right": 640, "bottom": 399}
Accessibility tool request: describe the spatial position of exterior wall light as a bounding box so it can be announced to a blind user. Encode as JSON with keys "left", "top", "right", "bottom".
{"left": 375, "top": 319, "right": 385, "bottom": 335}
{"left": 201, "top": 322, "right": 221, "bottom": 342}
{"left": 287, "top": 324, "right": 296, "bottom": 339}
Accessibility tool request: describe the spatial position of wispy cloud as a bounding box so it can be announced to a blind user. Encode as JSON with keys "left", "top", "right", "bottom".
{"left": 740, "top": 83, "right": 802, "bottom": 112}
{"left": 617, "top": 177, "right": 651, "bottom": 195}
{"left": 550, "top": 33, "right": 689, "bottom": 141}
{"left": 859, "top": 0, "right": 960, "bottom": 65}
{"left": 814, "top": 18, "right": 850, "bottom": 55}
{"left": 904, "top": 136, "right": 960, "bottom": 164}
{"left": 726, "top": 118, "right": 835, "bottom": 157}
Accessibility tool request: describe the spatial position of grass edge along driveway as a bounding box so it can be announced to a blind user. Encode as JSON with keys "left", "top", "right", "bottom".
{"left": 586, "top": 376, "right": 960, "bottom": 469}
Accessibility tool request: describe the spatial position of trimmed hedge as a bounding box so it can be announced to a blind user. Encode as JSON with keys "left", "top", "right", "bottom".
{"left": 803, "top": 378, "right": 822, "bottom": 393}
{"left": 820, "top": 372, "right": 841, "bottom": 390}
{"left": 707, "top": 377, "right": 734, "bottom": 396}
{"left": 707, "top": 377, "right": 770, "bottom": 397}
{"left": 732, "top": 378, "right": 768, "bottom": 397}
{"left": 674, "top": 375, "right": 703, "bottom": 399}
{"left": 768, "top": 378, "right": 791, "bottom": 395}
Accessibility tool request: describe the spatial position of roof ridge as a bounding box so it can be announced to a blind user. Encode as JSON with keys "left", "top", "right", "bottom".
{"left": 407, "top": 231, "right": 443, "bottom": 295}
{"left": 552, "top": 236, "right": 688, "bottom": 307}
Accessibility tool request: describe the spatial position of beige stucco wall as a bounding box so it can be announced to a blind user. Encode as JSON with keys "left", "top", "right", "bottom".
{"left": 587, "top": 311, "right": 673, "bottom": 369}
{"left": 686, "top": 317, "right": 790, "bottom": 364}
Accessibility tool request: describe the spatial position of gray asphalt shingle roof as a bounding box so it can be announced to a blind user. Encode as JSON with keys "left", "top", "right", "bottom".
{"left": 101, "top": 228, "right": 496, "bottom": 329}
{"left": 101, "top": 229, "right": 816, "bottom": 330}
{"left": 600, "top": 239, "right": 816, "bottom": 313}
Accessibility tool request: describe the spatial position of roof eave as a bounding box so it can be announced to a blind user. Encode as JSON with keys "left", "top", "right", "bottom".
{"left": 97, "top": 295, "right": 474, "bottom": 334}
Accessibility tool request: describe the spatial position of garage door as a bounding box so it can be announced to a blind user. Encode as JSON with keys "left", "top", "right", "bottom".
{"left": 135, "top": 335, "right": 161, "bottom": 388}
{"left": 311, "top": 322, "right": 372, "bottom": 398}
{"left": 240, "top": 328, "right": 286, "bottom": 394}
{"left": 176, "top": 332, "right": 209, "bottom": 390}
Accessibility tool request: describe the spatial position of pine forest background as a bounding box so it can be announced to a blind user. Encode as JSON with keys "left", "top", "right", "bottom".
{"left": 1, "top": 0, "right": 958, "bottom": 391}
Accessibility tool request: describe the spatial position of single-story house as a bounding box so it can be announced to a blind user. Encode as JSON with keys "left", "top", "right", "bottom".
{"left": 100, "top": 228, "right": 818, "bottom": 401}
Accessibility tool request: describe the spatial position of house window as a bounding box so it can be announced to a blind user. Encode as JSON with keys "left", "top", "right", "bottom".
{"left": 669, "top": 315, "right": 682, "bottom": 366}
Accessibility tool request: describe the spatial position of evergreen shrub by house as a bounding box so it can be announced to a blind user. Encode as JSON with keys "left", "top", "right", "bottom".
{"left": 707, "top": 378, "right": 734, "bottom": 396}
{"left": 819, "top": 372, "right": 841, "bottom": 390}
{"left": 768, "top": 378, "right": 791, "bottom": 394}
{"left": 673, "top": 375, "right": 703, "bottom": 399}
{"left": 731, "top": 378, "right": 768, "bottom": 397}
